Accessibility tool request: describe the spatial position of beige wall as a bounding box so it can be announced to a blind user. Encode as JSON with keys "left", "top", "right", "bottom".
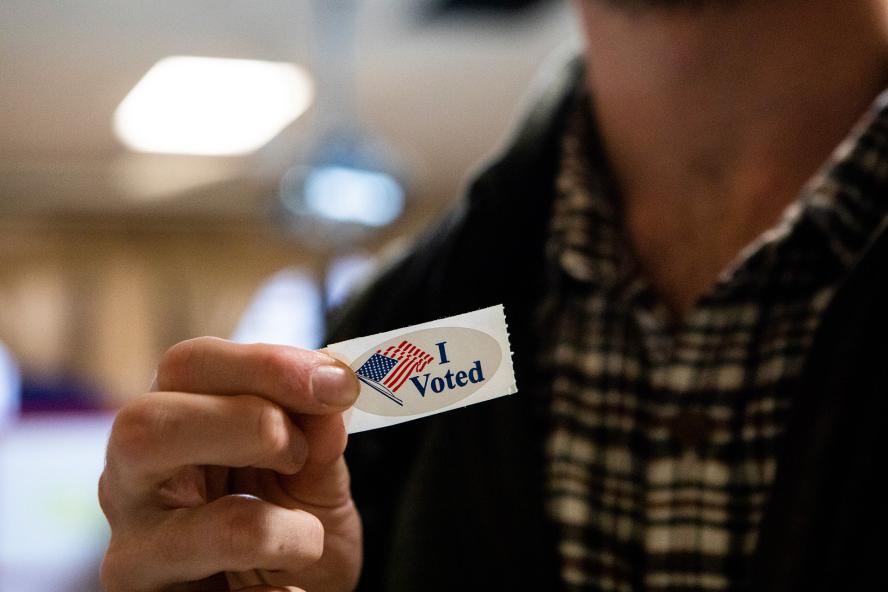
{"left": 0, "top": 216, "right": 345, "bottom": 407}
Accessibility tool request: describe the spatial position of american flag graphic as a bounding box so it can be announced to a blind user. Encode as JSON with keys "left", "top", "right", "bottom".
{"left": 355, "top": 341, "right": 434, "bottom": 405}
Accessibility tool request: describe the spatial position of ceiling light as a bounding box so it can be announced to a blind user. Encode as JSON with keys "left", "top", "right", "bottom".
{"left": 113, "top": 56, "right": 313, "bottom": 156}
{"left": 302, "top": 165, "right": 405, "bottom": 227}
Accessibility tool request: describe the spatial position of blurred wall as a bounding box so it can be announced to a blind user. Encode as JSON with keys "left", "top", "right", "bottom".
{"left": 0, "top": 218, "right": 316, "bottom": 405}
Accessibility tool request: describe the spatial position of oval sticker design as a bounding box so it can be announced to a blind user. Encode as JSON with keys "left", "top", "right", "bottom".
{"left": 351, "top": 326, "right": 502, "bottom": 417}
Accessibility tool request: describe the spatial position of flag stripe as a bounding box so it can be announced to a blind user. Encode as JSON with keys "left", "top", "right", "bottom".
{"left": 389, "top": 352, "right": 436, "bottom": 392}
{"left": 389, "top": 360, "right": 420, "bottom": 392}
{"left": 385, "top": 350, "right": 422, "bottom": 387}
{"left": 384, "top": 344, "right": 419, "bottom": 386}
{"left": 383, "top": 344, "right": 433, "bottom": 390}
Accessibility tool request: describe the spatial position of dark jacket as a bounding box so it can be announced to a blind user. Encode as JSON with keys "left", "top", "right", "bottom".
{"left": 330, "top": 58, "right": 888, "bottom": 591}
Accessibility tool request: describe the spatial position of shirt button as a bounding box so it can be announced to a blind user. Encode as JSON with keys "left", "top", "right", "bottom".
{"left": 669, "top": 410, "right": 715, "bottom": 451}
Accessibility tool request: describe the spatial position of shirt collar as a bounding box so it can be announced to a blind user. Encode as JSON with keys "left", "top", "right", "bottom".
{"left": 547, "top": 87, "right": 631, "bottom": 289}
{"left": 798, "top": 88, "right": 888, "bottom": 269}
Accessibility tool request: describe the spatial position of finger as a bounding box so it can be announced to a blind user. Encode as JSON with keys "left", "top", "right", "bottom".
{"left": 235, "top": 587, "right": 306, "bottom": 592}
{"left": 227, "top": 568, "right": 308, "bottom": 591}
{"left": 107, "top": 393, "right": 308, "bottom": 497}
{"left": 230, "top": 415, "right": 351, "bottom": 508}
{"left": 155, "top": 338, "right": 359, "bottom": 414}
{"left": 299, "top": 412, "right": 348, "bottom": 468}
{"left": 280, "top": 414, "right": 352, "bottom": 507}
{"left": 104, "top": 495, "right": 324, "bottom": 591}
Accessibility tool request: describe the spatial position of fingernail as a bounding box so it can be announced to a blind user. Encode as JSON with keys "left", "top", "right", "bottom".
{"left": 311, "top": 364, "right": 359, "bottom": 406}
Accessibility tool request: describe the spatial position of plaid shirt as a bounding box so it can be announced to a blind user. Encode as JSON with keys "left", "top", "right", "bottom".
{"left": 542, "top": 88, "right": 888, "bottom": 591}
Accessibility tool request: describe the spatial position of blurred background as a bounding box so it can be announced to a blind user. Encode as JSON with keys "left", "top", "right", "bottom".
{"left": 0, "top": 0, "right": 577, "bottom": 589}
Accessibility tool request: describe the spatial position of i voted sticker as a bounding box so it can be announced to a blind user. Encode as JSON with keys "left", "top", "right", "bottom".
{"left": 327, "top": 305, "right": 517, "bottom": 433}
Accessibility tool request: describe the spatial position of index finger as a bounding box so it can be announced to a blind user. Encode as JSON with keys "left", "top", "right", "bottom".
{"left": 155, "top": 337, "right": 359, "bottom": 414}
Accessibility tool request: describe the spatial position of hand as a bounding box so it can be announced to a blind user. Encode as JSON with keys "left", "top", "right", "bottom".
{"left": 98, "top": 337, "right": 362, "bottom": 592}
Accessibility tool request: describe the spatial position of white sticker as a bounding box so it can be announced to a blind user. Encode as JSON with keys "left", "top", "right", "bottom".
{"left": 328, "top": 304, "right": 517, "bottom": 434}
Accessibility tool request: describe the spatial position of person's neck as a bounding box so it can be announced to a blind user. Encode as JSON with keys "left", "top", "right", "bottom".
{"left": 576, "top": 0, "right": 888, "bottom": 316}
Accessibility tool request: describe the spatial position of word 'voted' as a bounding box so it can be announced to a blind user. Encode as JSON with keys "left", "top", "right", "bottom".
{"left": 327, "top": 305, "right": 517, "bottom": 433}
